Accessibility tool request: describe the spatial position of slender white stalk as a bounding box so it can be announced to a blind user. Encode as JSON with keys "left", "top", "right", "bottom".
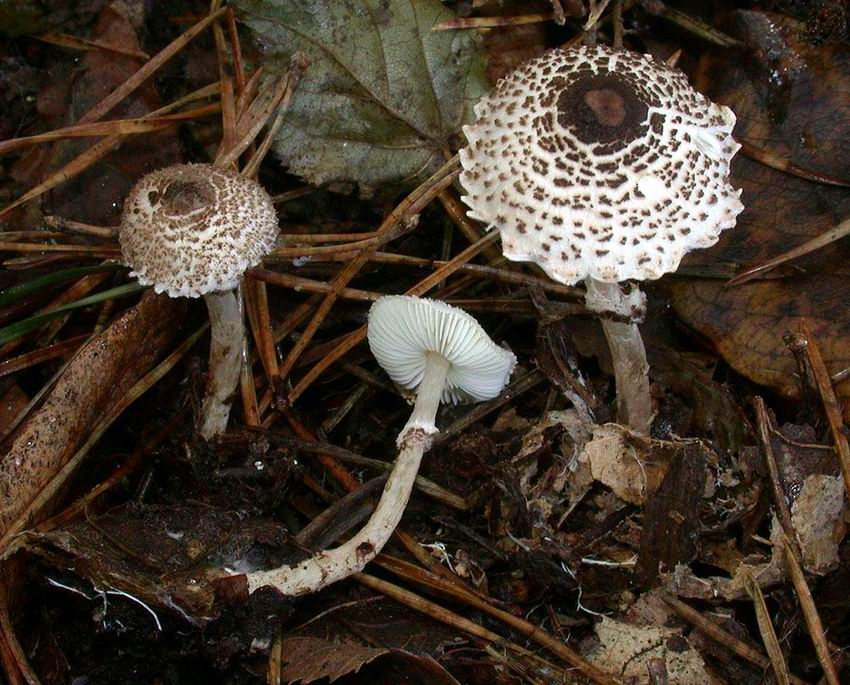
{"left": 584, "top": 277, "right": 653, "bottom": 435}
{"left": 200, "top": 289, "right": 244, "bottom": 440}
{"left": 245, "top": 354, "right": 451, "bottom": 596}
{"left": 400, "top": 352, "right": 451, "bottom": 442}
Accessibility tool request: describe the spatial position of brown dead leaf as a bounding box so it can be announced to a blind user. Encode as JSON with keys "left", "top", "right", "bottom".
{"left": 0, "top": 293, "right": 183, "bottom": 536}
{"left": 25, "top": 504, "right": 282, "bottom": 623}
{"left": 791, "top": 473, "right": 846, "bottom": 574}
{"left": 637, "top": 443, "right": 706, "bottom": 584}
{"left": 587, "top": 616, "right": 712, "bottom": 684}
{"left": 670, "top": 11, "right": 850, "bottom": 416}
{"left": 278, "top": 636, "right": 460, "bottom": 685}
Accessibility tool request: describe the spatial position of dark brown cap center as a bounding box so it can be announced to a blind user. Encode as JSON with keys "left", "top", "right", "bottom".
{"left": 555, "top": 74, "right": 648, "bottom": 146}
{"left": 583, "top": 89, "right": 626, "bottom": 126}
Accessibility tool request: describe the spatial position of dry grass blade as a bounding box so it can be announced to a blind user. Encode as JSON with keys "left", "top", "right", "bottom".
{"left": 797, "top": 319, "right": 850, "bottom": 501}
{"left": 743, "top": 573, "right": 791, "bottom": 685}
{"left": 272, "top": 434, "right": 468, "bottom": 510}
{"left": 77, "top": 7, "right": 227, "bottom": 125}
{"left": 753, "top": 396, "right": 803, "bottom": 565}
{"left": 726, "top": 215, "right": 850, "bottom": 287}
{"left": 0, "top": 581, "right": 40, "bottom": 685}
{"left": 216, "top": 56, "right": 307, "bottom": 172}
{"left": 0, "top": 82, "right": 221, "bottom": 220}
{"left": 779, "top": 535, "right": 841, "bottom": 685}
{"left": 740, "top": 140, "right": 850, "bottom": 188}
{"left": 0, "top": 334, "right": 89, "bottom": 379}
{"left": 638, "top": 0, "right": 742, "bottom": 47}
{"left": 0, "top": 104, "right": 219, "bottom": 156}
{"left": 287, "top": 230, "right": 499, "bottom": 404}
{"left": 0, "top": 243, "right": 120, "bottom": 256}
{"left": 37, "top": 31, "right": 150, "bottom": 60}
{"left": 432, "top": 12, "right": 554, "bottom": 30}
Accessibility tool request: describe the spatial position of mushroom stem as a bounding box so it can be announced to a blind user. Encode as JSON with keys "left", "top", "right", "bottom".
{"left": 401, "top": 352, "right": 451, "bottom": 441}
{"left": 584, "top": 277, "right": 653, "bottom": 434}
{"left": 200, "top": 289, "right": 244, "bottom": 440}
{"left": 244, "top": 354, "right": 451, "bottom": 596}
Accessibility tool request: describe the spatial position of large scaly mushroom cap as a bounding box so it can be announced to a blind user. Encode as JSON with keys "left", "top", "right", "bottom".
{"left": 367, "top": 296, "right": 517, "bottom": 404}
{"left": 120, "top": 163, "right": 279, "bottom": 298}
{"left": 459, "top": 45, "right": 744, "bottom": 285}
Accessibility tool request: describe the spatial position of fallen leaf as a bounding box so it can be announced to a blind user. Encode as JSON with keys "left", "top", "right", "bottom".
{"left": 235, "top": 0, "right": 487, "bottom": 193}
{"left": 587, "top": 616, "right": 712, "bottom": 684}
{"left": 637, "top": 442, "right": 706, "bottom": 584}
{"left": 669, "top": 11, "right": 850, "bottom": 415}
{"left": 25, "top": 504, "right": 284, "bottom": 623}
{"left": 791, "top": 473, "right": 846, "bottom": 575}
{"left": 0, "top": 293, "right": 183, "bottom": 536}
{"left": 278, "top": 636, "right": 460, "bottom": 684}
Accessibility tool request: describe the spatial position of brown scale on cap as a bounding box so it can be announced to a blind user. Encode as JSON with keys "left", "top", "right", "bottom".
{"left": 459, "top": 45, "right": 744, "bottom": 285}
{"left": 120, "top": 164, "right": 279, "bottom": 298}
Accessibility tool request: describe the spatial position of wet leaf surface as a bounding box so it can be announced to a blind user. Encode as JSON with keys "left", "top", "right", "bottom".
{"left": 671, "top": 10, "right": 850, "bottom": 414}
{"left": 278, "top": 636, "right": 459, "bottom": 684}
{"left": 0, "top": 293, "right": 183, "bottom": 536}
{"left": 235, "top": 0, "right": 487, "bottom": 193}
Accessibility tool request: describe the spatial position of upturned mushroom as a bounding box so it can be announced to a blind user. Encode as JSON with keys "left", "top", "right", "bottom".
{"left": 243, "top": 295, "right": 516, "bottom": 596}
{"left": 459, "top": 44, "right": 743, "bottom": 434}
{"left": 119, "top": 163, "right": 279, "bottom": 439}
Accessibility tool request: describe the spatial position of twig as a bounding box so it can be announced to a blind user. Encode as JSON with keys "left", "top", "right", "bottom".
{"left": 661, "top": 593, "right": 809, "bottom": 685}
{"left": 743, "top": 572, "right": 791, "bottom": 685}
{"left": 286, "top": 231, "right": 499, "bottom": 404}
{"left": 740, "top": 141, "right": 850, "bottom": 188}
{"left": 798, "top": 319, "right": 850, "bottom": 502}
{"left": 726, "top": 215, "right": 850, "bottom": 287}
{"left": 355, "top": 572, "right": 620, "bottom": 685}
{"left": 779, "top": 535, "right": 841, "bottom": 685}
{"left": 752, "top": 396, "right": 803, "bottom": 566}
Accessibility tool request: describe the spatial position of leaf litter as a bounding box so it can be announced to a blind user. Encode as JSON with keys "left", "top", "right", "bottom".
{"left": 0, "top": 1, "right": 848, "bottom": 684}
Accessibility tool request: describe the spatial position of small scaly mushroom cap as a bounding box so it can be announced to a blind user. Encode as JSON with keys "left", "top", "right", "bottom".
{"left": 459, "top": 45, "right": 744, "bottom": 285}
{"left": 120, "top": 163, "right": 279, "bottom": 297}
{"left": 367, "top": 296, "right": 516, "bottom": 404}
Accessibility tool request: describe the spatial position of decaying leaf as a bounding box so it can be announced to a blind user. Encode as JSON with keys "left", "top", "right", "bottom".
{"left": 791, "top": 473, "right": 846, "bottom": 575}
{"left": 587, "top": 615, "right": 712, "bottom": 684}
{"left": 670, "top": 11, "right": 850, "bottom": 416}
{"left": 278, "top": 636, "right": 459, "bottom": 684}
{"left": 24, "top": 504, "right": 280, "bottom": 623}
{"left": 0, "top": 293, "right": 183, "bottom": 536}
{"left": 235, "top": 0, "right": 487, "bottom": 193}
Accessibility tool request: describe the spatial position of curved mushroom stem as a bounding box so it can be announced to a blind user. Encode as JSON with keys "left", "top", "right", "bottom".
{"left": 584, "top": 277, "right": 653, "bottom": 435}
{"left": 244, "top": 354, "right": 451, "bottom": 596}
{"left": 200, "top": 289, "right": 244, "bottom": 440}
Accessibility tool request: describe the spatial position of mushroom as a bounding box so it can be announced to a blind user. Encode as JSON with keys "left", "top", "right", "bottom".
{"left": 459, "top": 44, "right": 743, "bottom": 434}
{"left": 243, "top": 296, "right": 516, "bottom": 596}
{"left": 119, "top": 163, "right": 279, "bottom": 439}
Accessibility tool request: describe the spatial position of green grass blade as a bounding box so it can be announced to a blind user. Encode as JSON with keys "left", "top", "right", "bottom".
{"left": 0, "top": 282, "right": 146, "bottom": 345}
{"left": 0, "top": 263, "right": 123, "bottom": 308}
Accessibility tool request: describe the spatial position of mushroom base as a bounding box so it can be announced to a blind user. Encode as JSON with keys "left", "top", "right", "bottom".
{"left": 584, "top": 278, "right": 654, "bottom": 435}
{"left": 245, "top": 439, "right": 426, "bottom": 595}
{"left": 243, "top": 349, "right": 452, "bottom": 596}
